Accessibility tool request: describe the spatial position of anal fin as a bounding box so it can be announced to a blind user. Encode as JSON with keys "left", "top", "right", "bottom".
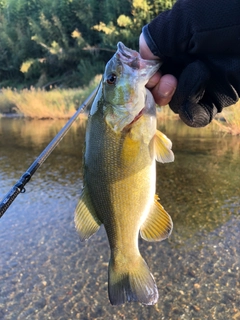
{"left": 140, "top": 195, "right": 173, "bottom": 242}
{"left": 74, "top": 186, "right": 102, "bottom": 241}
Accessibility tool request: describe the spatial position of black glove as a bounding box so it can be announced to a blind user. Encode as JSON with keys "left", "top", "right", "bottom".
{"left": 143, "top": 0, "right": 240, "bottom": 127}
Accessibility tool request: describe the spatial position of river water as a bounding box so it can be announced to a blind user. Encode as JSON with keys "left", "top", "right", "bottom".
{"left": 0, "top": 117, "right": 239, "bottom": 320}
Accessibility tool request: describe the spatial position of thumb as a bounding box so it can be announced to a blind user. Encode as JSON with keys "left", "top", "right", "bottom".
{"left": 169, "top": 60, "right": 218, "bottom": 127}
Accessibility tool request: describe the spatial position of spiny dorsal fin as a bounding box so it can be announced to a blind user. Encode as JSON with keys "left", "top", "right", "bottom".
{"left": 140, "top": 195, "right": 173, "bottom": 242}
{"left": 74, "top": 186, "right": 102, "bottom": 241}
{"left": 154, "top": 130, "right": 174, "bottom": 163}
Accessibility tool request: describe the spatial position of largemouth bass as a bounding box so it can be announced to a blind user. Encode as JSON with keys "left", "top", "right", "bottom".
{"left": 75, "top": 42, "right": 174, "bottom": 305}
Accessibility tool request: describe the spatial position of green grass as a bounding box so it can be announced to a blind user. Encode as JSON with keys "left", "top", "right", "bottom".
{"left": 0, "top": 75, "right": 101, "bottom": 119}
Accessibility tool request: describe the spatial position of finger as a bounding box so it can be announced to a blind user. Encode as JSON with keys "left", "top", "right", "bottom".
{"left": 178, "top": 101, "right": 218, "bottom": 127}
{"left": 151, "top": 74, "right": 177, "bottom": 106}
{"left": 139, "top": 33, "right": 159, "bottom": 60}
{"left": 168, "top": 60, "right": 218, "bottom": 127}
{"left": 146, "top": 71, "right": 161, "bottom": 89}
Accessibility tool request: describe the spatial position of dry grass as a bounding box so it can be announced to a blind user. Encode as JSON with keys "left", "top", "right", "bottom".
{"left": 158, "top": 102, "right": 240, "bottom": 136}
{"left": 0, "top": 75, "right": 101, "bottom": 119}
{"left": 0, "top": 93, "right": 17, "bottom": 114}
{"left": 1, "top": 77, "right": 239, "bottom": 136}
{"left": 156, "top": 105, "right": 178, "bottom": 121}
{"left": 213, "top": 101, "right": 240, "bottom": 135}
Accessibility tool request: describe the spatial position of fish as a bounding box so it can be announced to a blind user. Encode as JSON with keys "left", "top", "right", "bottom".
{"left": 74, "top": 42, "right": 174, "bottom": 306}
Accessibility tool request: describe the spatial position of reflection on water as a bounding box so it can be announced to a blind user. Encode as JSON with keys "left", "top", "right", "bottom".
{"left": 0, "top": 118, "right": 239, "bottom": 320}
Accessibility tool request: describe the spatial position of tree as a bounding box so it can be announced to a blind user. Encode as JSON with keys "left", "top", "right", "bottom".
{"left": 0, "top": 0, "right": 175, "bottom": 88}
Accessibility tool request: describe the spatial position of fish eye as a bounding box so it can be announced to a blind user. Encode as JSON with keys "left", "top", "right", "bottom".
{"left": 106, "top": 73, "right": 117, "bottom": 85}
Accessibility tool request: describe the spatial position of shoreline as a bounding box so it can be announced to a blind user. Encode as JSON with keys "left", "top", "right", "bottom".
{"left": 0, "top": 112, "right": 24, "bottom": 118}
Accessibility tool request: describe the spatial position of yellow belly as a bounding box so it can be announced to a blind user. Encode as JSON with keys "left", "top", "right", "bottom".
{"left": 84, "top": 110, "right": 156, "bottom": 251}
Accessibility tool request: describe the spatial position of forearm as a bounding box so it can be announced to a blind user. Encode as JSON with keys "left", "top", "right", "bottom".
{"left": 143, "top": 0, "right": 240, "bottom": 59}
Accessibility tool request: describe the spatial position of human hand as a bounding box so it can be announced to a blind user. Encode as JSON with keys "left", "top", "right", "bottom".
{"left": 139, "top": 33, "right": 177, "bottom": 107}
{"left": 139, "top": 0, "right": 240, "bottom": 127}
{"left": 139, "top": 32, "right": 229, "bottom": 128}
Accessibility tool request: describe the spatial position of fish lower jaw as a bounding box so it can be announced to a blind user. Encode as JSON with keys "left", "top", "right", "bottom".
{"left": 105, "top": 112, "right": 138, "bottom": 132}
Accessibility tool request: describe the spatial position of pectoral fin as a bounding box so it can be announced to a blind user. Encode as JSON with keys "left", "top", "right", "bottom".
{"left": 140, "top": 195, "right": 173, "bottom": 242}
{"left": 154, "top": 130, "right": 174, "bottom": 163}
{"left": 74, "top": 186, "right": 102, "bottom": 241}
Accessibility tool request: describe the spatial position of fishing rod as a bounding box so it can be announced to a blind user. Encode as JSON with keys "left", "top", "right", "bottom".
{"left": 0, "top": 85, "right": 98, "bottom": 219}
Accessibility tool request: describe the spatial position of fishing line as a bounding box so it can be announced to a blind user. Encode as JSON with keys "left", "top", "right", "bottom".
{"left": 0, "top": 85, "right": 98, "bottom": 218}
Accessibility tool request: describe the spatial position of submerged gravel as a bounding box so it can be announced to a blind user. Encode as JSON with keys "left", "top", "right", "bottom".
{"left": 0, "top": 118, "right": 239, "bottom": 319}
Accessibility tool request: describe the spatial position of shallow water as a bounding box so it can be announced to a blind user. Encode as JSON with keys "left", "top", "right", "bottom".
{"left": 0, "top": 117, "right": 239, "bottom": 320}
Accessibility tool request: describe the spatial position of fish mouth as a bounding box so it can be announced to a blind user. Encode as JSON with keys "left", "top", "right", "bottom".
{"left": 117, "top": 42, "right": 161, "bottom": 71}
{"left": 117, "top": 42, "right": 145, "bottom": 70}
{"left": 117, "top": 42, "right": 139, "bottom": 63}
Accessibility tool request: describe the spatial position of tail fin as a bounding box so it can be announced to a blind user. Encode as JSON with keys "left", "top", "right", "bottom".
{"left": 108, "top": 254, "right": 158, "bottom": 305}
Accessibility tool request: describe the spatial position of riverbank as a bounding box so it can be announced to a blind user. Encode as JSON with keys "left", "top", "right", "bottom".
{"left": 0, "top": 77, "right": 240, "bottom": 135}
{"left": 0, "top": 76, "right": 101, "bottom": 119}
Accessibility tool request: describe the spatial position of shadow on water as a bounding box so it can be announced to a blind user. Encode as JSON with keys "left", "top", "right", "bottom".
{"left": 0, "top": 118, "right": 239, "bottom": 320}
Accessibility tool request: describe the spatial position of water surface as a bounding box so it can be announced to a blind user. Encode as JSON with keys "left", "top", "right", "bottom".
{"left": 0, "top": 118, "right": 239, "bottom": 320}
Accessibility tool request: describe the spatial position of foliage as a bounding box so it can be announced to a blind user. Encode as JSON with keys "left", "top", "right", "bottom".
{"left": 0, "top": 0, "right": 175, "bottom": 88}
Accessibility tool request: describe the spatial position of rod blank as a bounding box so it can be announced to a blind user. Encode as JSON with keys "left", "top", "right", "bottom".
{"left": 0, "top": 86, "right": 98, "bottom": 218}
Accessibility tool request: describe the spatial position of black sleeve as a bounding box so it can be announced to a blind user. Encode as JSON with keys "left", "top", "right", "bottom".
{"left": 143, "top": 0, "right": 240, "bottom": 58}
{"left": 142, "top": 0, "right": 240, "bottom": 127}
